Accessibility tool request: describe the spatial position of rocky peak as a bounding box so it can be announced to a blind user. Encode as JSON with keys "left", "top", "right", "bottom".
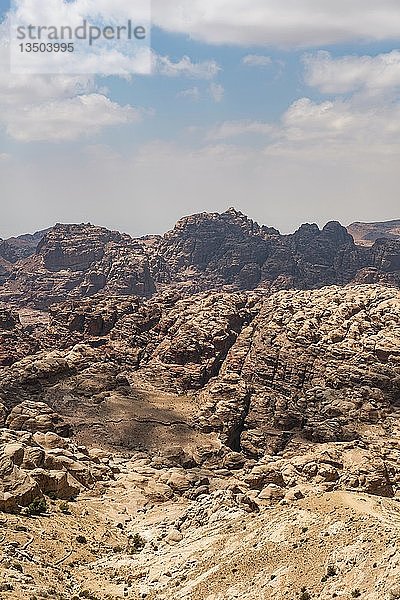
{"left": 0, "top": 223, "right": 156, "bottom": 308}
{"left": 291, "top": 221, "right": 353, "bottom": 247}
{"left": 322, "top": 220, "right": 354, "bottom": 245}
{"left": 36, "top": 223, "right": 131, "bottom": 272}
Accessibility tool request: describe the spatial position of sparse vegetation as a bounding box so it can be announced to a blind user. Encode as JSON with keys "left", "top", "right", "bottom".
{"left": 27, "top": 497, "right": 47, "bottom": 516}
{"left": 129, "top": 532, "right": 146, "bottom": 553}
{"left": 0, "top": 584, "right": 14, "bottom": 592}
{"left": 299, "top": 587, "right": 311, "bottom": 600}
{"left": 79, "top": 591, "right": 100, "bottom": 600}
{"left": 351, "top": 590, "right": 362, "bottom": 598}
{"left": 59, "top": 501, "right": 71, "bottom": 514}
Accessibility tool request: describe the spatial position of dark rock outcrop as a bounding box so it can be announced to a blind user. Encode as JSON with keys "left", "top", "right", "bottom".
{"left": 0, "top": 306, "right": 39, "bottom": 366}
{"left": 143, "top": 210, "right": 397, "bottom": 293}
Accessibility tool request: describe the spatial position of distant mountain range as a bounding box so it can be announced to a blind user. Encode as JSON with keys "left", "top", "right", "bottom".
{"left": 1, "top": 211, "right": 400, "bottom": 308}
{"left": 347, "top": 219, "right": 400, "bottom": 246}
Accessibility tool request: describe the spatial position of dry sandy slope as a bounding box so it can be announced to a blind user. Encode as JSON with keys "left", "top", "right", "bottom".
{"left": 2, "top": 468, "right": 400, "bottom": 600}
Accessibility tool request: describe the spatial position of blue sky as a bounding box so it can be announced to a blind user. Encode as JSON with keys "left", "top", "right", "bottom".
{"left": 1, "top": 1, "right": 400, "bottom": 238}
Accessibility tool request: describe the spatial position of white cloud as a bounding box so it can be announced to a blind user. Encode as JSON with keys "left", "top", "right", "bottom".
{"left": 242, "top": 55, "right": 273, "bottom": 67}
{"left": 209, "top": 82, "right": 224, "bottom": 103}
{"left": 304, "top": 50, "right": 400, "bottom": 94}
{"left": 203, "top": 93, "right": 400, "bottom": 157}
{"left": 155, "top": 54, "right": 220, "bottom": 79}
{"left": 7, "top": 0, "right": 400, "bottom": 53}
{"left": 12, "top": 0, "right": 150, "bottom": 23}
{"left": 0, "top": 32, "right": 141, "bottom": 142}
{"left": 259, "top": 96, "right": 400, "bottom": 169}
{"left": 0, "top": 70, "right": 95, "bottom": 107}
{"left": 0, "top": 16, "right": 145, "bottom": 142}
{"left": 5, "top": 94, "right": 140, "bottom": 142}
{"left": 152, "top": 0, "right": 400, "bottom": 48}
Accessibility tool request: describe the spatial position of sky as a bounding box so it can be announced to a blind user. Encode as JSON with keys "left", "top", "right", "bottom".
{"left": 1, "top": 0, "right": 400, "bottom": 238}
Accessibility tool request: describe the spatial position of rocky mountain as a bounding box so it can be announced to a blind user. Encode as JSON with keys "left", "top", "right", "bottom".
{"left": 0, "top": 223, "right": 155, "bottom": 309}
{"left": 1, "top": 209, "right": 400, "bottom": 309}
{"left": 348, "top": 219, "right": 400, "bottom": 247}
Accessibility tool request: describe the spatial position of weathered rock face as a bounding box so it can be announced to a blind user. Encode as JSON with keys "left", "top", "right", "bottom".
{"left": 287, "top": 221, "right": 365, "bottom": 288}
{"left": 143, "top": 210, "right": 369, "bottom": 293}
{"left": 1, "top": 223, "right": 156, "bottom": 308}
{"left": 146, "top": 208, "right": 279, "bottom": 291}
{"left": 143, "top": 209, "right": 400, "bottom": 294}
{"left": 6, "top": 400, "right": 70, "bottom": 437}
{"left": 138, "top": 292, "right": 258, "bottom": 391}
{"left": 0, "top": 256, "right": 12, "bottom": 285}
{"left": 0, "top": 307, "right": 18, "bottom": 331}
{"left": 0, "top": 306, "right": 39, "bottom": 366}
{"left": 2, "top": 285, "right": 400, "bottom": 461}
{"left": 196, "top": 286, "right": 400, "bottom": 457}
{"left": 0, "top": 429, "right": 111, "bottom": 512}
{"left": 2, "top": 271, "right": 400, "bottom": 597}
{"left": 370, "top": 239, "right": 400, "bottom": 279}
{"left": 48, "top": 296, "right": 140, "bottom": 341}
{"left": 1, "top": 211, "right": 400, "bottom": 308}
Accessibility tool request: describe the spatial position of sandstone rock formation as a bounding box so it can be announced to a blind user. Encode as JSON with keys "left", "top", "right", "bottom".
{"left": 1, "top": 284, "right": 400, "bottom": 497}
{"left": 142, "top": 208, "right": 370, "bottom": 292}
{"left": 0, "top": 429, "right": 111, "bottom": 512}
{"left": 0, "top": 306, "right": 39, "bottom": 366}
{"left": 0, "top": 224, "right": 155, "bottom": 309}
{"left": 1, "top": 210, "right": 400, "bottom": 308}
{"left": 0, "top": 282, "right": 400, "bottom": 598}
{"left": 1, "top": 212, "right": 400, "bottom": 599}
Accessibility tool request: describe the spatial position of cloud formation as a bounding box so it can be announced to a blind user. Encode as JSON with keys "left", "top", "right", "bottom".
{"left": 6, "top": 94, "right": 140, "bottom": 142}
{"left": 0, "top": 32, "right": 141, "bottom": 142}
{"left": 242, "top": 55, "right": 273, "bottom": 67}
{"left": 304, "top": 50, "right": 400, "bottom": 94}
{"left": 207, "top": 120, "right": 274, "bottom": 140}
{"left": 209, "top": 82, "right": 224, "bottom": 103}
{"left": 155, "top": 54, "right": 220, "bottom": 79}
{"left": 153, "top": 0, "right": 400, "bottom": 48}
